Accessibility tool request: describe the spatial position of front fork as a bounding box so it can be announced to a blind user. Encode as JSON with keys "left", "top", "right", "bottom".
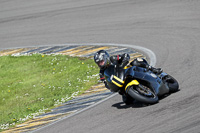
{"left": 125, "top": 80, "right": 139, "bottom": 93}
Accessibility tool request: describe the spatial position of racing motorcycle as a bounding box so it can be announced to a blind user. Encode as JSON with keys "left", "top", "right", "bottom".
{"left": 104, "top": 61, "right": 179, "bottom": 104}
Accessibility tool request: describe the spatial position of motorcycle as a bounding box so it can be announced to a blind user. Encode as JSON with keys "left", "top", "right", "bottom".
{"left": 104, "top": 61, "right": 179, "bottom": 104}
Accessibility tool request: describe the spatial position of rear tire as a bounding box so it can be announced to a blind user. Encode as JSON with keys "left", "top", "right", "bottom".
{"left": 126, "top": 85, "right": 159, "bottom": 104}
{"left": 163, "top": 75, "right": 179, "bottom": 93}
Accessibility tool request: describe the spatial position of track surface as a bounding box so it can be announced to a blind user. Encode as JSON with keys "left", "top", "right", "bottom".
{"left": 1, "top": 0, "right": 200, "bottom": 133}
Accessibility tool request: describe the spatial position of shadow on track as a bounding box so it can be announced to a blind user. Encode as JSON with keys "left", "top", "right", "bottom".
{"left": 111, "top": 92, "right": 179, "bottom": 109}
{"left": 112, "top": 101, "right": 150, "bottom": 109}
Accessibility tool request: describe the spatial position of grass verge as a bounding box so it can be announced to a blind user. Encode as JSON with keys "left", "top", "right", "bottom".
{"left": 0, "top": 54, "right": 99, "bottom": 130}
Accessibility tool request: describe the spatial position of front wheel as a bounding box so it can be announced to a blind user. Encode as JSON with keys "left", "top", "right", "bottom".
{"left": 126, "top": 85, "right": 159, "bottom": 104}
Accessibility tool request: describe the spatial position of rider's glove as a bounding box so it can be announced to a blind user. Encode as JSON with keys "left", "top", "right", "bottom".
{"left": 119, "top": 54, "right": 130, "bottom": 67}
{"left": 99, "top": 73, "right": 105, "bottom": 81}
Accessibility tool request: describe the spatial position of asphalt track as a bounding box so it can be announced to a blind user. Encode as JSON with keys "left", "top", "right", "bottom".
{"left": 0, "top": 0, "right": 200, "bottom": 133}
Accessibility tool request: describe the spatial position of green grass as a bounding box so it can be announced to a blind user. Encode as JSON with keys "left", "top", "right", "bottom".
{"left": 0, "top": 54, "right": 99, "bottom": 130}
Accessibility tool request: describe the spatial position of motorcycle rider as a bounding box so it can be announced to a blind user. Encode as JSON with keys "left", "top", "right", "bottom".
{"left": 94, "top": 50, "right": 162, "bottom": 104}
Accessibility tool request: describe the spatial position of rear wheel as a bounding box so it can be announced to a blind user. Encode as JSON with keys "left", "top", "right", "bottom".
{"left": 163, "top": 75, "right": 179, "bottom": 93}
{"left": 126, "top": 85, "right": 158, "bottom": 104}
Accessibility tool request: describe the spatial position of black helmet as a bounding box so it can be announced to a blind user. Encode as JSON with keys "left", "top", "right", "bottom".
{"left": 94, "top": 50, "right": 110, "bottom": 69}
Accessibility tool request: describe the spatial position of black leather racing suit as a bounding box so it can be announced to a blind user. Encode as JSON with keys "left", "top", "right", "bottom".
{"left": 99, "top": 53, "right": 130, "bottom": 89}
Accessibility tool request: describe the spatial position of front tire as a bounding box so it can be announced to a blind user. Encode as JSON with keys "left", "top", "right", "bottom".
{"left": 126, "top": 85, "right": 159, "bottom": 104}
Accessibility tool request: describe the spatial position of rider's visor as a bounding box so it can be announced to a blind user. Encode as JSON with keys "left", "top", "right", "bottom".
{"left": 98, "top": 60, "right": 105, "bottom": 66}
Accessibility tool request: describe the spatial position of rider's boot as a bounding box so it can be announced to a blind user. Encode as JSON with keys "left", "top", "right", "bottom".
{"left": 122, "top": 94, "right": 134, "bottom": 105}
{"left": 130, "top": 58, "right": 163, "bottom": 74}
{"left": 119, "top": 89, "right": 134, "bottom": 105}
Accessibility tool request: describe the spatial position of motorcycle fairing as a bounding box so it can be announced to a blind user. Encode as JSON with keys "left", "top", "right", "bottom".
{"left": 104, "top": 65, "right": 169, "bottom": 95}
{"left": 111, "top": 75, "right": 125, "bottom": 87}
{"left": 104, "top": 65, "right": 122, "bottom": 92}
{"left": 127, "top": 66, "right": 169, "bottom": 96}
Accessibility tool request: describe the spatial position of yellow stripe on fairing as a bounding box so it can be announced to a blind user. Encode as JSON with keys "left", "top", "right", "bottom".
{"left": 113, "top": 76, "right": 124, "bottom": 84}
{"left": 112, "top": 80, "right": 123, "bottom": 87}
